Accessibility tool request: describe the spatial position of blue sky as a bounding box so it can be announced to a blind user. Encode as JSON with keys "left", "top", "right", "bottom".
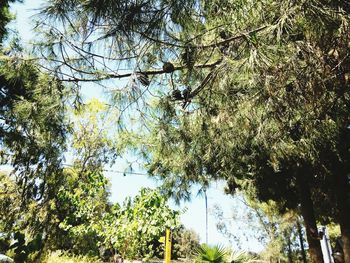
{"left": 9, "top": 0, "right": 264, "bottom": 252}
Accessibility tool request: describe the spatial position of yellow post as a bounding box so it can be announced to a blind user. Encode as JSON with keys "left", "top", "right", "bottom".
{"left": 165, "top": 229, "right": 172, "bottom": 263}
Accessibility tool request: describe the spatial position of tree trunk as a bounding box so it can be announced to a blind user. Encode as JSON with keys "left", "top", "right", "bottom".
{"left": 287, "top": 232, "right": 294, "bottom": 263}
{"left": 296, "top": 173, "right": 324, "bottom": 263}
{"left": 333, "top": 171, "right": 350, "bottom": 263}
{"left": 297, "top": 220, "right": 308, "bottom": 263}
{"left": 341, "top": 227, "right": 350, "bottom": 263}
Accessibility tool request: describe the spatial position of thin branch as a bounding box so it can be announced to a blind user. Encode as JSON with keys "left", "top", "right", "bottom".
{"left": 138, "top": 25, "right": 268, "bottom": 49}
{"left": 59, "top": 59, "right": 223, "bottom": 82}
{"left": 189, "top": 67, "right": 220, "bottom": 98}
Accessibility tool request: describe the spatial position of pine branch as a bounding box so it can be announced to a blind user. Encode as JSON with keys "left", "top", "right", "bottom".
{"left": 138, "top": 25, "right": 268, "bottom": 49}
{"left": 189, "top": 70, "right": 218, "bottom": 99}
{"left": 58, "top": 59, "right": 223, "bottom": 82}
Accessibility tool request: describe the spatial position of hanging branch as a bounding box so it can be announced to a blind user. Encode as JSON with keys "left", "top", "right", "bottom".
{"left": 58, "top": 59, "right": 223, "bottom": 82}
{"left": 137, "top": 25, "right": 268, "bottom": 49}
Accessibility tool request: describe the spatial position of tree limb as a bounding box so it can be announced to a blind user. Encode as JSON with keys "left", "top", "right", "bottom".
{"left": 138, "top": 25, "right": 268, "bottom": 49}
{"left": 59, "top": 59, "right": 223, "bottom": 82}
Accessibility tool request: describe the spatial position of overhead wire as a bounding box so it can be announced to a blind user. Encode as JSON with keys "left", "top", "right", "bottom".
{"left": 62, "top": 163, "right": 148, "bottom": 176}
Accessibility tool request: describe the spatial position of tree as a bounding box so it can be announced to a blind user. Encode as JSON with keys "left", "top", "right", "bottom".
{"left": 0, "top": 0, "right": 18, "bottom": 43}
{"left": 1, "top": 2, "right": 70, "bottom": 260}
{"left": 43, "top": 168, "right": 110, "bottom": 256}
{"left": 172, "top": 227, "right": 200, "bottom": 259}
{"left": 0, "top": 49, "right": 68, "bottom": 200}
{"left": 69, "top": 98, "right": 119, "bottom": 172}
{"left": 0, "top": 172, "right": 21, "bottom": 253}
{"left": 0, "top": 98, "right": 115, "bottom": 260}
{"left": 45, "top": 99, "right": 117, "bottom": 256}
{"left": 36, "top": 1, "right": 350, "bottom": 262}
{"left": 1, "top": 0, "right": 69, "bottom": 203}
{"left": 96, "top": 188, "right": 181, "bottom": 261}
{"left": 213, "top": 194, "right": 308, "bottom": 262}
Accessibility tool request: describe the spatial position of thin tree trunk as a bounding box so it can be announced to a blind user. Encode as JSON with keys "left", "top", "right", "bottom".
{"left": 341, "top": 226, "right": 350, "bottom": 263}
{"left": 287, "top": 232, "right": 294, "bottom": 263}
{"left": 296, "top": 173, "right": 324, "bottom": 263}
{"left": 333, "top": 171, "right": 350, "bottom": 263}
{"left": 297, "top": 220, "right": 308, "bottom": 263}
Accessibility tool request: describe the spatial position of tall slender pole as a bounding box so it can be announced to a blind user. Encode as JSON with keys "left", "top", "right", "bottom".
{"left": 204, "top": 189, "right": 208, "bottom": 244}
{"left": 165, "top": 229, "right": 172, "bottom": 263}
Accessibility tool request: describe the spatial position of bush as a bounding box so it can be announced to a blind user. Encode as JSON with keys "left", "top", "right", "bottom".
{"left": 41, "top": 251, "right": 102, "bottom": 263}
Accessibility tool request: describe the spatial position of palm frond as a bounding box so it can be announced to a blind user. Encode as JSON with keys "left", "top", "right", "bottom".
{"left": 195, "top": 244, "right": 227, "bottom": 263}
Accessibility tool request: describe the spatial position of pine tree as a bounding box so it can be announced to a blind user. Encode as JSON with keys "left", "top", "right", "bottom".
{"left": 37, "top": 1, "right": 350, "bottom": 262}
{"left": 1, "top": 1, "right": 69, "bottom": 258}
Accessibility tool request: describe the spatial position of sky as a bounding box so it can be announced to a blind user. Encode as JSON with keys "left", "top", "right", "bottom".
{"left": 8, "top": 0, "right": 264, "bottom": 252}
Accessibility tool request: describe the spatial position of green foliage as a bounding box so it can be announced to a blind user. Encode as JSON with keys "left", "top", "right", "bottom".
{"left": 0, "top": 3, "right": 70, "bottom": 260}
{"left": 96, "top": 188, "right": 181, "bottom": 260}
{"left": 0, "top": 26, "right": 68, "bottom": 225}
{"left": 36, "top": 0, "right": 350, "bottom": 188}
{"left": 0, "top": 0, "right": 20, "bottom": 43}
{"left": 172, "top": 227, "right": 200, "bottom": 259}
{"left": 7, "top": 232, "right": 43, "bottom": 263}
{"left": 193, "top": 244, "right": 260, "bottom": 263}
{"left": 35, "top": 99, "right": 117, "bottom": 256}
{"left": 327, "top": 223, "right": 341, "bottom": 249}
{"left": 36, "top": 0, "right": 350, "bottom": 261}
{"left": 0, "top": 2, "right": 188, "bottom": 262}
{"left": 45, "top": 168, "right": 109, "bottom": 256}
{"left": 195, "top": 244, "right": 227, "bottom": 263}
{"left": 0, "top": 166, "right": 109, "bottom": 259}
{"left": 214, "top": 196, "right": 300, "bottom": 254}
{"left": 36, "top": 0, "right": 350, "bottom": 202}
{"left": 0, "top": 172, "right": 20, "bottom": 238}
{"left": 227, "top": 250, "right": 259, "bottom": 263}
{"left": 70, "top": 98, "right": 118, "bottom": 170}
{"left": 0, "top": 57, "right": 68, "bottom": 192}
{"left": 41, "top": 250, "right": 102, "bottom": 263}
{"left": 0, "top": 95, "right": 114, "bottom": 258}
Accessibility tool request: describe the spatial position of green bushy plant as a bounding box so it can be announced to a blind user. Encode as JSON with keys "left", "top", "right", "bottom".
{"left": 41, "top": 251, "right": 102, "bottom": 263}
{"left": 194, "top": 244, "right": 227, "bottom": 263}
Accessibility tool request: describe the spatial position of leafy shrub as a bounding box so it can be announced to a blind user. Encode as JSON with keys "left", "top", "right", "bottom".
{"left": 41, "top": 251, "right": 102, "bottom": 263}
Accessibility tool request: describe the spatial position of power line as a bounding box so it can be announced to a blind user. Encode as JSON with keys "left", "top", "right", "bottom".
{"left": 62, "top": 163, "right": 148, "bottom": 176}
{"left": 104, "top": 168, "right": 148, "bottom": 176}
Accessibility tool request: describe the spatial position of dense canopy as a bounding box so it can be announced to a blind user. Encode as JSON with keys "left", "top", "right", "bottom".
{"left": 0, "top": 0, "right": 349, "bottom": 262}
{"left": 33, "top": 1, "right": 350, "bottom": 262}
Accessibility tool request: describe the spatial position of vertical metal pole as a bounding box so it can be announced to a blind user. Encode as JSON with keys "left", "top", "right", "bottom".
{"left": 319, "top": 226, "right": 334, "bottom": 263}
{"left": 165, "top": 229, "right": 172, "bottom": 263}
{"left": 204, "top": 189, "right": 208, "bottom": 244}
